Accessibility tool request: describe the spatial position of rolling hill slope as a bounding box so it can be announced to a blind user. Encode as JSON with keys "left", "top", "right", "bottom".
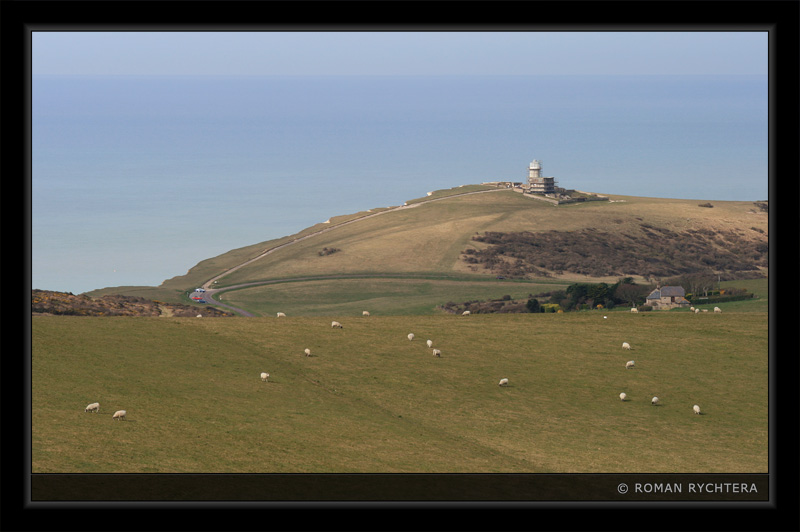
{"left": 89, "top": 186, "right": 768, "bottom": 316}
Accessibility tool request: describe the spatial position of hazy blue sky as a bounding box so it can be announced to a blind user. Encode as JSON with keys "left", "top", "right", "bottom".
{"left": 32, "top": 31, "right": 767, "bottom": 76}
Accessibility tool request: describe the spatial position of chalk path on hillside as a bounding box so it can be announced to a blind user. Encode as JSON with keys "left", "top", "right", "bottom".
{"left": 199, "top": 188, "right": 507, "bottom": 316}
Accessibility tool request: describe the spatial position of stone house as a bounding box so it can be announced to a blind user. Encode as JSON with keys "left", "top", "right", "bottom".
{"left": 646, "top": 285, "right": 691, "bottom": 310}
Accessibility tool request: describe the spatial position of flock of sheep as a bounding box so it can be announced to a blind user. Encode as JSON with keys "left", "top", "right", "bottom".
{"left": 83, "top": 402, "right": 126, "bottom": 420}
{"left": 86, "top": 305, "right": 715, "bottom": 423}
{"left": 619, "top": 340, "right": 702, "bottom": 416}
{"left": 259, "top": 310, "right": 511, "bottom": 390}
{"left": 632, "top": 306, "right": 720, "bottom": 314}
{"left": 263, "top": 310, "right": 708, "bottom": 414}
{"left": 619, "top": 304, "right": 726, "bottom": 415}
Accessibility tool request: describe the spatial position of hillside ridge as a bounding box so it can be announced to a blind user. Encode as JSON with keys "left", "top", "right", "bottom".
{"left": 86, "top": 186, "right": 768, "bottom": 315}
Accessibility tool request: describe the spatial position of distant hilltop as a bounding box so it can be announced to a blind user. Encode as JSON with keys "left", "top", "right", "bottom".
{"left": 482, "top": 158, "right": 609, "bottom": 205}
{"left": 85, "top": 183, "right": 768, "bottom": 308}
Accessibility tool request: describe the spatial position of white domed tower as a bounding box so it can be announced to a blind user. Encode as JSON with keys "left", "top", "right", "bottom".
{"left": 528, "top": 159, "right": 542, "bottom": 180}
{"left": 527, "top": 159, "right": 556, "bottom": 194}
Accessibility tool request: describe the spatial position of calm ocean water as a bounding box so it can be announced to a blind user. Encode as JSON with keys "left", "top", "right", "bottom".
{"left": 31, "top": 74, "right": 767, "bottom": 294}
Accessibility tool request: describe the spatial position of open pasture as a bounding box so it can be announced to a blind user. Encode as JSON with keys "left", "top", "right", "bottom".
{"left": 32, "top": 310, "right": 767, "bottom": 473}
{"left": 219, "top": 277, "right": 569, "bottom": 317}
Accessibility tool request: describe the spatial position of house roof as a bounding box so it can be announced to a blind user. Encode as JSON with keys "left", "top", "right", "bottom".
{"left": 647, "top": 286, "right": 686, "bottom": 299}
{"left": 660, "top": 286, "right": 685, "bottom": 297}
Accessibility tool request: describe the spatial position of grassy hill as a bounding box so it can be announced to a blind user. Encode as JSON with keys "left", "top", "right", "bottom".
{"left": 87, "top": 186, "right": 767, "bottom": 318}
{"left": 32, "top": 310, "right": 768, "bottom": 474}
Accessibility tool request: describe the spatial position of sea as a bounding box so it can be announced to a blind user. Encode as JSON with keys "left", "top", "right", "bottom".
{"left": 31, "top": 74, "right": 768, "bottom": 295}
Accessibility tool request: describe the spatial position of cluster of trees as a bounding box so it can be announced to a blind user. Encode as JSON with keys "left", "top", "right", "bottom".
{"left": 441, "top": 278, "right": 653, "bottom": 315}
{"left": 528, "top": 277, "right": 651, "bottom": 312}
{"left": 442, "top": 271, "right": 754, "bottom": 315}
{"left": 661, "top": 272, "right": 719, "bottom": 298}
{"left": 440, "top": 295, "right": 529, "bottom": 315}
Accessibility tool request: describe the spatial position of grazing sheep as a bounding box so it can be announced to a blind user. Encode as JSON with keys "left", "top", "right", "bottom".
{"left": 304, "top": 348, "right": 311, "bottom": 357}
{"left": 331, "top": 321, "right": 343, "bottom": 328}
{"left": 693, "top": 405, "right": 701, "bottom": 415}
{"left": 276, "top": 312, "right": 286, "bottom": 317}
{"left": 84, "top": 402, "right": 100, "bottom": 413}
{"left": 625, "top": 360, "right": 635, "bottom": 369}
{"left": 622, "top": 342, "right": 631, "bottom": 350}
{"left": 631, "top": 308, "right": 638, "bottom": 313}
{"left": 702, "top": 309, "right": 709, "bottom": 313}
{"left": 426, "top": 339, "right": 433, "bottom": 348}
{"left": 432, "top": 349, "right": 441, "bottom": 357}
{"left": 462, "top": 310, "right": 471, "bottom": 316}
{"left": 651, "top": 397, "right": 659, "bottom": 406}
{"left": 690, "top": 306, "right": 695, "bottom": 312}
{"left": 714, "top": 307, "right": 722, "bottom": 313}
{"left": 619, "top": 393, "right": 627, "bottom": 402}
{"left": 261, "top": 372, "right": 269, "bottom": 382}
{"left": 695, "top": 308, "right": 701, "bottom": 314}
{"left": 196, "top": 314, "right": 202, "bottom": 318}
{"left": 112, "top": 410, "right": 127, "bottom": 420}
{"left": 362, "top": 311, "right": 370, "bottom": 316}
{"left": 408, "top": 333, "right": 415, "bottom": 341}
{"left": 498, "top": 378, "right": 509, "bottom": 387}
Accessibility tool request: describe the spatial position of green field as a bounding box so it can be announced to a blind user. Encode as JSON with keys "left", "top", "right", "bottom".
{"left": 217, "top": 276, "right": 570, "bottom": 317}
{"left": 32, "top": 309, "right": 768, "bottom": 473}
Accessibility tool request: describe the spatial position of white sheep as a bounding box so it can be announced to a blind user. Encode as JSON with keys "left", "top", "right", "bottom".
{"left": 651, "top": 397, "right": 659, "bottom": 406}
{"left": 462, "top": 310, "right": 471, "bottom": 316}
{"left": 690, "top": 306, "right": 695, "bottom": 312}
{"left": 112, "top": 410, "right": 127, "bottom": 420}
{"left": 362, "top": 311, "right": 370, "bottom": 316}
{"left": 331, "top": 321, "right": 343, "bottom": 328}
{"left": 622, "top": 342, "right": 631, "bottom": 350}
{"left": 625, "top": 360, "right": 635, "bottom": 369}
{"left": 408, "top": 333, "right": 415, "bottom": 341}
{"left": 84, "top": 402, "right": 100, "bottom": 413}
{"left": 304, "top": 348, "right": 311, "bottom": 357}
{"left": 694, "top": 308, "right": 701, "bottom": 314}
{"left": 619, "top": 393, "right": 627, "bottom": 402}
{"left": 196, "top": 314, "right": 202, "bottom": 318}
{"left": 630, "top": 308, "right": 638, "bottom": 313}
{"left": 498, "top": 378, "right": 509, "bottom": 387}
{"left": 276, "top": 312, "right": 286, "bottom": 317}
{"left": 261, "top": 372, "right": 269, "bottom": 382}
{"left": 714, "top": 307, "right": 722, "bottom": 313}
{"left": 693, "top": 404, "right": 701, "bottom": 415}
{"left": 426, "top": 339, "right": 433, "bottom": 348}
{"left": 702, "top": 309, "right": 709, "bottom": 313}
{"left": 432, "top": 349, "right": 441, "bottom": 357}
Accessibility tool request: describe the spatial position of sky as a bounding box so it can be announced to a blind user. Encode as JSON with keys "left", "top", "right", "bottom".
{"left": 32, "top": 31, "right": 767, "bottom": 76}
{"left": 30, "top": 31, "right": 769, "bottom": 295}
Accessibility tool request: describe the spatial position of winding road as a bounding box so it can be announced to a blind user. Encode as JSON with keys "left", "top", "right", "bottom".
{"left": 196, "top": 187, "right": 508, "bottom": 316}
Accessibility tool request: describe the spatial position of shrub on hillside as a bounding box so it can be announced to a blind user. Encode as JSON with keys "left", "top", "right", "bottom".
{"left": 464, "top": 226, "right": 766, "bottom": 280}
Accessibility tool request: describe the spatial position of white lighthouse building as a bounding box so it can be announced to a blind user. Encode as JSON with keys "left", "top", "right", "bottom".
{"left": 527, "top": 159, "right": 556, "bottom": 194}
